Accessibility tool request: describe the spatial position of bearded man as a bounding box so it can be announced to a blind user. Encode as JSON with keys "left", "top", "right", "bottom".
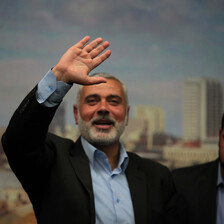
{"left": 2, "top": 36, "right": 179, "bottom": 224}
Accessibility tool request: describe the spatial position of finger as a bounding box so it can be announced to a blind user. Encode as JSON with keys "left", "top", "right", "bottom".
{"left": 74, "top": 36, "right": 91, "bottom": 48}
{"left": 89, "top": 41, "right": 110, "bottom": 58}
{"left": 85, "top": 76, "right": 107, "bottom": 85}
{"left": 92, "top": 49, "right": 111, "bottom": 68}
{"left": 83, "top": 37, "right": 103, "bottom": 52}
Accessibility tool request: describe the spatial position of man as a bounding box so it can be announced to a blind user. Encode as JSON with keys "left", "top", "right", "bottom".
{"left": 172, "top": 115, "right": 224, "bottom": 224}
{"left": 2, "top": 36, "right": 178, "bottom": 224}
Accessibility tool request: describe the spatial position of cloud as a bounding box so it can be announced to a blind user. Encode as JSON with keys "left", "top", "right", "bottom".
{"left": 43, "top": 0, "right": 223, "bottom": 40}
{"left": 1, "top": 0, "right": 224, "bottom": 45}
{"left": 0, "top": 58, "right": 50, "bottom": 89}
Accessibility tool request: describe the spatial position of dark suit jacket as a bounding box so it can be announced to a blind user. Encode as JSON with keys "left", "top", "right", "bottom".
{"left": 172, "top": 159, "right": 219, "bottom": 224}
{"left": 2, "top": 87, "right": 179, "bottom": 224}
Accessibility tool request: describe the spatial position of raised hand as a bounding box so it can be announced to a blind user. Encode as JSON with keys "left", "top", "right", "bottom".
{"left": 52, "top": 36, "right": 111, "bottom": 85}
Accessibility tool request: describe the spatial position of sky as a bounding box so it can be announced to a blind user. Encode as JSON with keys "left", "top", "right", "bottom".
{"left": 0, "top": 0, "right": 224, "bottom": 137}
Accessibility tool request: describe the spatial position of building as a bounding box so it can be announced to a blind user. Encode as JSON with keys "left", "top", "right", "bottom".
{"left": 183, "top": 77, "right": 223, "bottom": 142}
{"left": 133, "top": 105, "right": 165, "bottom": 148}
{"left": 121, "top": 118, "right": 146, "bottom": 151}
{"left": 163, "top": 143, "right": 218, "bottom": 170}
{"left": 1, "top": 187, "right": 30, "bottom": 210}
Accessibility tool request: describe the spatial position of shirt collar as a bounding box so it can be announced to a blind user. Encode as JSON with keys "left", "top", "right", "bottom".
{"left": 81, "top": 137, "right": 129, "bottom": 172}
{"left": 118, "top": 143, "right": 129, "bottom": 172}
{"left": 217, "top": 162, "right": 224, "bottom": 186}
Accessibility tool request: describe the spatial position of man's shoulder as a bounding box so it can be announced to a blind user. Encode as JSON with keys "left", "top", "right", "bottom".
{"left": 172, "top": 160, "right": 218, "bottom": 175}
{"left": 172, "top": 159, "right": 219, "bottom": 186}
{"left": 46, "top": 132, "right": 75, "bottom": 143}
{"left": 46, "top": 133, "right": 81, "bottom": 151}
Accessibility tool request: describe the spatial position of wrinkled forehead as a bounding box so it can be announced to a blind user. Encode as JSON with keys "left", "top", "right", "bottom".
{"left": 81, "top": 79, "right": 125, "bottom": 99}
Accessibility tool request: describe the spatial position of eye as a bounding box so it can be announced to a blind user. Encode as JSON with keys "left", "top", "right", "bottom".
{"left": 108, "top": 97, "right": 121, "bottom": 105}
{"left": 87, "top": 100, "right": 97, "bottom": 105}
{"left": 86, "top": 96, "right": 99, "bottom": 105}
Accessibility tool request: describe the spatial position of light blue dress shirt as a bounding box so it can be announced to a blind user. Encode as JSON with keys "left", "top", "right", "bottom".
{"left": 36, "top": 70, "right": 135, "bottom": 224}
{"left": 216, "top": 162, "right": 224, "bottom": 224}
{"left": 81, "top": 137, "right": 135, "bottom": 224}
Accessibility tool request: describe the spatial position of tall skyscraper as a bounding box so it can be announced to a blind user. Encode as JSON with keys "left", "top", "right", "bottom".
{"left": 183, "top": 77, "right": 223, "bottom": 142}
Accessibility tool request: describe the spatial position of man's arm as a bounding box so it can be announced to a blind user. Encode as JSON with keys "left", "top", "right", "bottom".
{"left": 1, "top": 36, "right": 111, "bottom": 203}
{"left": 2, "top": 35, "right": 111, "bottom": 159}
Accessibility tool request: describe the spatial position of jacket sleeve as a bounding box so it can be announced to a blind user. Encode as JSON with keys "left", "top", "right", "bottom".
{"left": 1, "top": 86, "right": 60, "bottom": 205}
{"left": 2, "top": 86, "right": 59, "bottom": 154}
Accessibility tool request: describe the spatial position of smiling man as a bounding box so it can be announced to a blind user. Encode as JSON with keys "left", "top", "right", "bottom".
{"left": 74, "top": 75, "right": 129, "bottom": 148}
{"left": 2, "top": 36, "right": 179, "bottom": 224}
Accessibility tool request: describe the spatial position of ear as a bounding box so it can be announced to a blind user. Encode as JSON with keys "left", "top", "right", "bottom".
{"left": 125, "top": 106, "right": 130, "bottom": 126}
{"left": 73, "top": 104, "right": 79, "bottom": 125}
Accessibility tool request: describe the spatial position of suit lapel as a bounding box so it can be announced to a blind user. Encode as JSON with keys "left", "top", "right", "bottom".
{"left": 68, "top": 138, "right": 95, "bottom": 224}
{"left": 126, "top": 154, "right": 147, "bottom": 224}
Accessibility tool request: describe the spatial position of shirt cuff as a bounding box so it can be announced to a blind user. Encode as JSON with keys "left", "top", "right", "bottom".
{"left": 36, "top": 69, "right": 73, "bottom": 107}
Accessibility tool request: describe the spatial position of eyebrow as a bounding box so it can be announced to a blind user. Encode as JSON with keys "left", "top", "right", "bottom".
{"left": 107, "top": 95, "right": 122, "bottom": 102}
{"left": 84, "top": 94, "right": 122, "bottom": 102}
{"left": 84, "top": 94, "right": 100, "bottom": 101}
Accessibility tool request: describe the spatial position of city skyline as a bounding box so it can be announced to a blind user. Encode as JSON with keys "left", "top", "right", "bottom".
{"left": 0, "top": 0, "right": 224, "bottom": 137}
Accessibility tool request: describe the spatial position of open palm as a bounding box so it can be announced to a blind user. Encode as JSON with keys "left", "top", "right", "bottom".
{"left": 53, "top": 36, "right": 111, "bottom": 85}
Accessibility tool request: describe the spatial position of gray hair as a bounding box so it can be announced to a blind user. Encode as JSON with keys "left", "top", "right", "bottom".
{"left": 76, "top": 72, "right": 129, "bottom": 109}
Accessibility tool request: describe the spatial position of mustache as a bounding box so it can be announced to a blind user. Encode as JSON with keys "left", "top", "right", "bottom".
{"left": 91, "top": 115, "right": 116, "bottom": 125}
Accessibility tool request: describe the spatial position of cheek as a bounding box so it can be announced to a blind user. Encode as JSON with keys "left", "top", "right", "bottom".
{"left": 113, "top": 109, "right": 127, "bottom": 121}
{"left": 79, "top": 107, "right": 96, "bottom": 121}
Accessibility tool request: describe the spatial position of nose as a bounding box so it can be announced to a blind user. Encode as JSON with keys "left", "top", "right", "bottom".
{"left": 97, "top": 100, "right": 109, "bottom": 116}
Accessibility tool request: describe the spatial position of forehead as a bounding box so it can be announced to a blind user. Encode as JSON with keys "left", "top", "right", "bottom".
{"left": 81, "top": 79, "right": 125, "bottom": 99}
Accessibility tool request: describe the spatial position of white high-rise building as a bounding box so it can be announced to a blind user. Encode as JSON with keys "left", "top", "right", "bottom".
{"left": 183, "top": 77, "right": 223, "bottom": 142}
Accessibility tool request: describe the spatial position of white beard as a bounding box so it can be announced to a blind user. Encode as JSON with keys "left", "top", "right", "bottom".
{"left": 77, "top": 113, "right": 127, "bottom": 146}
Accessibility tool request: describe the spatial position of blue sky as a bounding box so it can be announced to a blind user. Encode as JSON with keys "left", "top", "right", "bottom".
{"left": 0, "top": 0, "right": 224, "bottom": 137}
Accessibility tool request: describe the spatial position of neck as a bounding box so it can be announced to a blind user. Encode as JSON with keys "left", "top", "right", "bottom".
{"left": 95, "top": 142, "right": 120, "bottom": 170}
